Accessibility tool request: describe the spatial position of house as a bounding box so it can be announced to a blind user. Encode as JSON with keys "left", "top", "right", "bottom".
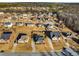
{"left": 0, "top": 32, "right": 12, "bottom": 41}
{"left": 62, "top": 48, "right": 72, "bottom": 56}
{"left": 16, "top": 22, "right": 24, "bottom": 26}
{"left": 45, "top": 31, "right": 61, "bottom": 40}
{"left": 61, "top": 32, "right": 72, "bottom": 37}
{"left": 36, "top": 23, "right": 44, "bottom": 27}
{"left": 25, "top": 23, "right": 35, "bottom": 26}
{"left": 22, "top": 14, "right": 28, "bottom": 18}
{"left": 32, "top": 34, "right": 44, "bottom": 44}
{"left": 0, "top": 12, "right": 4, "bottom": 15}
{"left": 15, "top": 33, "right": 28, "bottom": 43}
{"left": 3, "top": 22, "right": 13, "bottom": 28}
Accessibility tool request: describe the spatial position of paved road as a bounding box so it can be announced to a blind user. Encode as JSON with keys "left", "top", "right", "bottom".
{"left": 0, "top": 50, "right": 78, "bottom": 56}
